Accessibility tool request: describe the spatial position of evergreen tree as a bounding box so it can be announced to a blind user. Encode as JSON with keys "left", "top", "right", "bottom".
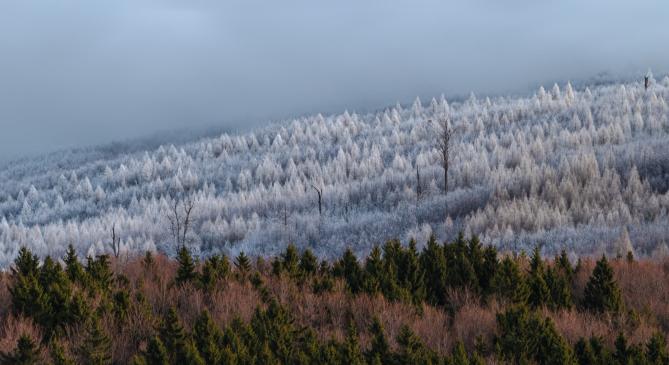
{"left": 341, "top": 320, "right": 365, "bottom": 365}
{"left": 363, "top": 246, "right": 383, "bottom": 294}
{"left": 646, "top": 332, "right": 669, "bottom": 364}
{"left": 79, "top": 318, "right": 112, "bottom": 365}
{"left": 199, "top": 254, "right": 229, "bottom": 290}
{"left": 0, "top": 335, "right": 41, "bottom": 365}
{"left": 545, "top": 266, "right": 573, "bottom": 310}
{"left": 144, "top": 337, "right": 169, "bottom": 365}
{"left": 193, "top": 310, "right": 223, "bottom": 365}
{"left": 12, "top": 247, "right": 39, "bottom": 278}
{"left": 334, "top": 249, "right": 364, "bottom": 294}
{"left": 63, "top": 245, "right": 85, "bottom": 284}
{"left": 528, "top": 248, "right": 549, "bottom": 308}
{"left": 491, "top": 256, "right": 529, "bottom": 305}
{"left": 366, "top": 318, "right": 390, "bottom": 365}
{"left": 159, "top": 308, "right": 186, "bottom": 352}
{"left": 299, "top": 249, "right": 318, "bottom": 276}
{"left": 583, "top": 256, "right": 623, "bottom": 313}
{"left": 420, "top": 235, "right": 447, "bottom": 305}
{"left": 175, "top": 245, "right": 197, "bottom": 285}
{"left": 451, "top": 341, "right": 470, "bottom": 365}
{"left": 235, "top": 252, "right": 251, "bottom": 279}
{"left": 50, "top": 342, "right": 74, "bottom": 365}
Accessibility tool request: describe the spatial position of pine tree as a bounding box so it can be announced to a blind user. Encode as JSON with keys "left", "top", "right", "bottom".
{"left": 64, "top": 245, "right": 85, "bottom": 284}
{"left": 491, "top": 256, "right": 529, "bottom": 305}
{"left": 335, "top": 249, "right": 363, "bottom": 294}
{"left": 144, "top": 337, "right": 169, "bottom": 365}
{"left": 366, "top": 318, "right": 390, "bottom": 365}
{"left": 79, "top": 318, "right": 112, "bottom": 365}
{"left": 545, "top": 266, "right": 573, "bottom": 310}
{"left": 12, "top": 247, "right": 39, "bottom": 278}
{"left": 420, "top": 234, "right": 447, "bottom": 305}
{"left": 199, "top": 254, "right": 229, "bottom": 290}
{"left": 341, "top": 320, "right": 365, "bottom": 365}
{"left": 193, "top": 310, "right": 223, "bottom": 365}
{"left": 50, "top": 342, "right": 74, "bottom": 365}
{"left": 175, "top": 245, "right": 197, "bottom": 285}
{"left": 583, "top": 256, "right": 623, "bottom": 313}
{"left": 0, "top": 335, "right": 41, "bottom": 365}
{"left": 159, "top": 308, "right": 186, "bottom": 352}
{"left": 234, "top": 252, "right": 251, "bottom": 279}
{"left": 451, "top": 341, "right": 470, "bottom": 365}
{"left": 299, "top": 249, "right": 318, "bottom": 276}
{"left": 363, "top": 246, "right": 383, "bottom": 294}
{"left": 528, "top": 249, "right": 550, "bottom": 308}
{"left": 646, "top": 332, "right": 669, "bottom": 364}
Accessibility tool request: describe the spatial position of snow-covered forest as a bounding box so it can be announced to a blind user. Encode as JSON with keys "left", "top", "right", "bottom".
{"left": 1, "top": 77, "right": 669, "bottom": 266}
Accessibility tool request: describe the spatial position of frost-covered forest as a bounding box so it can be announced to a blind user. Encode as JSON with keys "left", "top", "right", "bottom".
{"left": 1, "top": 77, "right": 669, "bottom": 266}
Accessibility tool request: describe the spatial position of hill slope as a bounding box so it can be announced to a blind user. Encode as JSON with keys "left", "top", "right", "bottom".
{"left": 1, "top": 77, "right": 669, "bottom": 265}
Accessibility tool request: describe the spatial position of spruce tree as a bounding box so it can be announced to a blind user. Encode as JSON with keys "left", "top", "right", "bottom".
{"left": 50, "top": 342, "right": 74, "bottom": 365}
{"left": 234, "top": 252, "right": 251, "bottom": 280}
{"left": 341, "top": 320, "right": 365, "bottom": 365}
{"left": 491, "top": 256, "right": 529, "bottom": 305}
{"left": 420, "top": 234, "right": 447, "bottom": 305}
{"left": 366, "top": 318, "right": 390, "bottom": 365}
{"left": 159, "top": 308, "right": 186, "bottom": 352}
{"left": 363, "top": 246, "right": 383, "bottom": 294}
{"left": 299, "top": 249, "right": 318, "bottom": 276}
{"left": 175, "top": 245, "right": 197, "bottom": 285}
{"left": 79, "top": 318, "right": 112, "bottom": 365}
{"left": 12, "top": 247, "right": 39, "bottom": 278}
{"left": 528, "top": 249, "right": 550, "bottom": 308}
{"left": 583, "top": 256, "right": 622, "bottom": 313}
{"left": 199, "top": 254, "right": 229, "bottom": 290}
{"left": 193, "top": 310, "right": 223, "bottom": 365}
{"left": 63, "top": 245, "right": 85, "bottom": 284}
{"left": 451, "top": 341, "right": 470, "bottom": 365}
{"left": 646, "top": 332, "right": 669, "bottom": 364}
{"left": 0, "top": 335, "right": 41, "bottom": 365}
{"left": 144, "top": 336, "right": 169, "bottom": 365}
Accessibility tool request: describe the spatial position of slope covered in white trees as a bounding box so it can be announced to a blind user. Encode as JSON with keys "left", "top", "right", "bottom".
{"left": 1, "top": 76, "right": 669, "bottom": 266}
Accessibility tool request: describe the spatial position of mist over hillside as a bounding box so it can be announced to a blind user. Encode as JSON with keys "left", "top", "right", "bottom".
{"left": 1, "top": 76, "right": 669, "bottom": 266}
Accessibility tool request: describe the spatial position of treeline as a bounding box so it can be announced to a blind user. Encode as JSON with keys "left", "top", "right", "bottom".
{"left": 1, "top": 234, "right": 669, "bottom": 364}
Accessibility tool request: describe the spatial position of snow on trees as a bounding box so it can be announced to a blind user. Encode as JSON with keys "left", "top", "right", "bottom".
{"left": 0, "top": 78, "right": 667, "bottom": 266}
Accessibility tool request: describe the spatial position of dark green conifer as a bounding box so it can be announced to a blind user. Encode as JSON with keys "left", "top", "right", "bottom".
{"left": 193, "top": 310, "right": 223, "bottom": 365}
{"left": 12, "top": 247, "right": 39, "bottom": 278}
{"left": 451, "top": 341, "right": 470, "bottom": 365}
{"left": 299, "top": 249, "right": 318, "bottom": 275}
{"left": 79, "top": 318, "right": 112, "bottom": 365}
{"left": 367, "top": 318, "right": 390, "bottom": 365}
{"left": 175, "top": 245, "right": 197, "bottom": 285}
{"left": 144, "top": 337, "right": 169, "bottom": 365}
{"left": 63, "top": 245, "right": 85, "bottom": 284}
{"left": 234, "top": 252, "right": 251, "bottom": 279}
{"left": 0, "top": 335, "right": 41, "bottom": 365}
{"left": 583, "top": 256, "right": 623, "bottom": 313}
{"left": 646, "top": 332, "right": 669, "bottom": 364}
{"left": 420, "top": 234, "right": 447, "bottom": 305}
{"left": 491, "top": 256, "right": 529, "bottom": 305}
{"left": 159, "top": 308, "right": 186, "bottom": 351}
{"left": 341, "top": 320, "right": 365, "bottom": 365}
{"left": 199, "top": 254, "right": 229, "bottom": 290}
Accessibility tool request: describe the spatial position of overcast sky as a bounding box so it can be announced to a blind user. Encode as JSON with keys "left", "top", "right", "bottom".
{"left": 0, "top": 0, "right": 667, "bottom": 161}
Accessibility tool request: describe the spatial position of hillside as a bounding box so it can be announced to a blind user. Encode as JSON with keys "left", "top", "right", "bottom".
{"left": 1, "top": 77, "right": 669, "bottom": 265}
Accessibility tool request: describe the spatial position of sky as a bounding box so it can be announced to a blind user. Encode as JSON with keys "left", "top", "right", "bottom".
{"left": 0, "top": 0, "right": 667, "bottom": 161}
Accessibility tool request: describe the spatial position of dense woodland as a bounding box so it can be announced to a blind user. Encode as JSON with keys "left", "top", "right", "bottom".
{"left": 1, "top": 234, "right": 669, "bottom": 364}
{"left": 1, "top": 77, "right": 669, "bottom": 265}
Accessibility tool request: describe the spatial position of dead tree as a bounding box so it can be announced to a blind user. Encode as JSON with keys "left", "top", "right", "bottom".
{"left": 167, "top": 197, "right": 195, "bottom": 249}
{"left": 311, "top": 184, "right": 323, "bottom": 216}
{"left": 645, "top": 75, "right": 650, "bottom": 90}
{"left": 110, "top": 223, "right": 121, "bottom": 258}
{"left": 433, "top": 117, "right": 453, "bottom": 195}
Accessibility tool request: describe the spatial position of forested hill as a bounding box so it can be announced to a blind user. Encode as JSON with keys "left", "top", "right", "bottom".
{"left": 1, "top": 77, "right": 669, "bottom": 265}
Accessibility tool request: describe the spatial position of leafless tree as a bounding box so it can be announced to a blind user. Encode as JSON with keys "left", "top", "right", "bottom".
{"left": 311, "top": 184, "right": 323, "bottom": 216}
{"left": 431, "top": 117, "right": 453, "bottom": 195}
{"left": 167, "top": 197, "right": 195, "bottom": 249}
{"left": 110, "top": 223, "right": 121, "bottom": 258}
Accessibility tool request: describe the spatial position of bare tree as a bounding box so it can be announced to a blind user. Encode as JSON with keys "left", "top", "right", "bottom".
{"left": 110, "top": 223, "right": 121, "bottom": 258}
{"left": 311, "top": 184, "right": 323, "bottom": 216}
{"left": 167, "top": 197, "right": 195, "bottom": 249}
{"left": 431, "top": 117, "right": 453, "bottom": 195}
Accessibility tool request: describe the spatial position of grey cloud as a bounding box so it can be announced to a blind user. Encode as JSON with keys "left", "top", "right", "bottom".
{"left": 0, "top": 0, "right": 667, "bottom": 161}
